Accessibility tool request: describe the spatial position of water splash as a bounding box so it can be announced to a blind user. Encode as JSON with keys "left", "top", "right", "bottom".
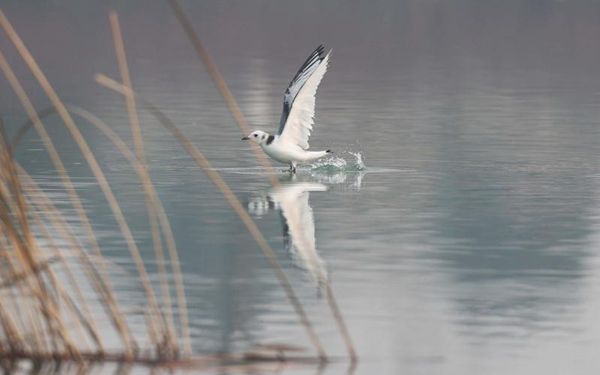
{"left": 309, "top": 151, "right": 366, "bottom": 172}
{"left": 348, "top": 151, "right": 366, "bottom": 170}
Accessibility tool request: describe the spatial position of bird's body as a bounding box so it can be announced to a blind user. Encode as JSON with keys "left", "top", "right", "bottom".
{"left": 242, "top": 45, "right": 332, "bottom": 173}
{"left": 261, "top": 135, "right": 330, "bottom": 169}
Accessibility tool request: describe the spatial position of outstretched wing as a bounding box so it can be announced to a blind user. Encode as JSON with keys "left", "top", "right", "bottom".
{"left": 277, "top": 45, "right": 331, "bottom": 150}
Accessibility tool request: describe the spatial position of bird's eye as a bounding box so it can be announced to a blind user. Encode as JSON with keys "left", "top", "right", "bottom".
{"left": 253, "top": 134, "right": 257, "bottom": 137}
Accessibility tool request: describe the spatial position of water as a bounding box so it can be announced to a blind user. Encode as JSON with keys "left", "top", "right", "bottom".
{"left": 3, "top": 0, "right": 600, "bottom": 373}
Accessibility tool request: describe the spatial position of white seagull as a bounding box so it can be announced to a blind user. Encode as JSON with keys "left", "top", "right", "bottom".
{"left": 242, "top": 45, "right": 332, "bottom": 173}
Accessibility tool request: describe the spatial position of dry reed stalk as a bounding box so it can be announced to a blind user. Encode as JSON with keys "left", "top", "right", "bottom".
{"left": 1, "top": 255, "right": 43, "bottom": 353}
{"left": 20, "top": 183, "right": 103, "bottom": 352}
{"left": 0, "top": 182, "right": 71, "bottom": 356}
{"left": 8, "top": 214, "right": 92, "bottom": 352}
{"left": 95, "top": 73, "right": 328, "bottom": 361}
{"left": 9, "top": 153, "right": 178, "bottom": 362}
{"left": 165, "top": 0, "right": 279, "bottom": 187}
{"left": 166, "top": 1, "right": 357, "bottom": 361}
{"left": 65, "top": 105, "right": 192, "bottom": 356}
{"left": 0, "top": 127, "right": 79, "bottom": 357}
{"left": 324, "top": 285, "right": 356, "bottom": 361}
{"left": 0, "top": 256, "right": 58, "bottom": 290}
{"left": 13, "top": 164, "right": 135, "bottom": 355}
{"left": 0, "top": 151, "right": 98, "bottom": 352}
{"left": 0, "top": 147, "right": 36, "bottom": 354}
{"left": 0, "top": 12, "right": 171, "bottom": 357}
{"left": 0, "top": 303, "right": 22, "bottom": 351}
{"left": 11, "top": 104, "right": 192, "bottom": 356}
{"left": 108, "top": 11, "right": 177, "bottom": 353}
{"left": 2, "top": 204, "right": 76, "bottom": 357}
{"left": 0, "top": 349, "right": 176, "bottom": 364}
{"left": 0, "top": 232, "right": 25, "bottom": 351}
{"left": 0, "top": 45, "right": 137, "bottom": 358}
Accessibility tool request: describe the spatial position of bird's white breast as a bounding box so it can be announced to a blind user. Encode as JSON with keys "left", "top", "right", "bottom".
{"left": 261, "top": 138, "right": 305, "bottom": 164}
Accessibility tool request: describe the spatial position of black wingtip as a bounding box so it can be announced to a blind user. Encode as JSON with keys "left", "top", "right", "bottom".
{"left": 316, "top": 44, "right": 326, "bottom": 58}
{"left": 284, "top": 44, "right": 329, "bottom": 97}
{"left": 326, "top": 149, "right": 332, "bottom": 153}
{"left": 307, "top": 44, "right": 326, "bottom": 62}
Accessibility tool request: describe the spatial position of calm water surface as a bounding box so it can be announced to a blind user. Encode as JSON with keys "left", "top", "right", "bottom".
{"left": 3, "top": 1, "right": 600, "bottom": 373}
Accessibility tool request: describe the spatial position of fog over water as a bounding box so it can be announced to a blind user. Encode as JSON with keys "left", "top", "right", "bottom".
{"left": 3, "top": 1, "right": 600, "bottom": 373}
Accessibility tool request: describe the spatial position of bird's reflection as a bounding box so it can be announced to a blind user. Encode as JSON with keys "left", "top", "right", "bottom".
{"left": 248, "top": 175, "right": 330, "bottom": 287}
{"left": 274, "top": 178, "right": 328, "bottom": 286}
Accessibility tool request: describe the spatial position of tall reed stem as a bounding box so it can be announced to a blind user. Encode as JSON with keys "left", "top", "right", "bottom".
{"left": 108, "top": 11, "right": 178, "bottom": 356}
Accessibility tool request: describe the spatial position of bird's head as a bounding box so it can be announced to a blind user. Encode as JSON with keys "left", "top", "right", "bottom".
{"left": 242, "top": 130, "right": 270, "bottom": 145}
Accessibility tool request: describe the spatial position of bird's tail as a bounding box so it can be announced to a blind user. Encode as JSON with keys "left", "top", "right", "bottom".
{"left": 303, "top": 150, "right": 331, "bottom": 161}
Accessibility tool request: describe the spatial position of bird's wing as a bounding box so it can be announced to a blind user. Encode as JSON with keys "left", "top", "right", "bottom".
{"left": 277, "top": 45, "right": 331, "bottom": 150}
{"left": 271, "top": 183, "right": 328, "bottom": 285}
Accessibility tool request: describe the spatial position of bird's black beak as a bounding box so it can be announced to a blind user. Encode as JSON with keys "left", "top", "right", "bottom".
{"left": 241, "top": 136, "right": 249, "bottom": 141}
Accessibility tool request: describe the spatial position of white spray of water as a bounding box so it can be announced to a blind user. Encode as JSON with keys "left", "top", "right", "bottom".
{"left": 348, "top": 151, "right": 366, "bottom": 170}
{"left": 309, "top": 151, "right": 366, "bottom": 172}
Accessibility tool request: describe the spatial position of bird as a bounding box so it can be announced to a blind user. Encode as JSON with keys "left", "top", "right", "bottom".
{"left": 242, "top": 45, "right": 332, "bottom": 173}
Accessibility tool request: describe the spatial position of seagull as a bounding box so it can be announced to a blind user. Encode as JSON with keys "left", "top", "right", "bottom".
{"left": 242, "top": 45, "right": 332, "bottom": 173}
